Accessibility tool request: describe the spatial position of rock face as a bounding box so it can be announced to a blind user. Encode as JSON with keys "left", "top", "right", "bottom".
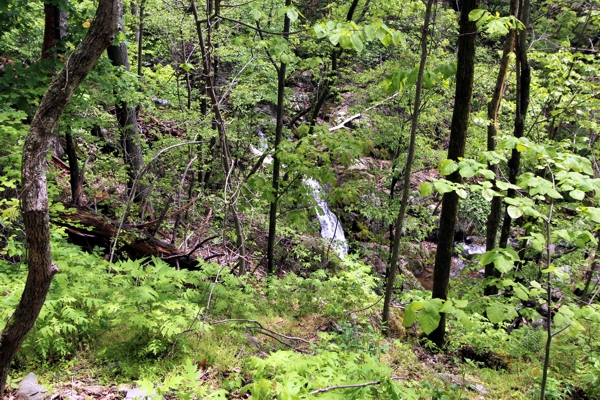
{"left": 16, "top": 373, "right": 47, "bottom": 400}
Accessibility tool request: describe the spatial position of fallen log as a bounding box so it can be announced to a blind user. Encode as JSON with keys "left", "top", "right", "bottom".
{"left": 52, "top": 206, "right": 202, "bottom": 269}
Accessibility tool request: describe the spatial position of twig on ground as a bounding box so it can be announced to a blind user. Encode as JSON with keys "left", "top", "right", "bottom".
{"left": 309, "top": 381, "right": 381, "bottom": 395}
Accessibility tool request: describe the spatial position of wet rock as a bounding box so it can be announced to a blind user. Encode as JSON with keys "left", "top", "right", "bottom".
{"left": 16, "top": 373, "right": 47, "bottom": 400}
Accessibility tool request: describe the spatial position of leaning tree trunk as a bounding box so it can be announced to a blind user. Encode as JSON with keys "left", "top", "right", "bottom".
{"left": 191, "top": 0, "right": 247, "bottom": 274}
{"left": 107, "top": 0, "right": 147, "bottom": 202}
{"left": 382, "top": 0, "right": 434, "bottom": 334}
{"left": 429, "top": 0, "right": 480, "bottom": 348}
{"left": 498, "top": 0, "right": 531, "bottom": 250}
{"left": 266, "top": 0, "right": 292, "bottom": 275}
{"left": 0, "top": 1, "right": 117, "bottom": 394}
{"left": 484, "top": 0, "right": 518, "bottom": 296}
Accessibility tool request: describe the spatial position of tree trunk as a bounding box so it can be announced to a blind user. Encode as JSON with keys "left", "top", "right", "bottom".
{"left": 498, "top": 0, "right": 531, "bottom": 250}
{"left": 484, "top": 0, "right": 518, "bottom": 296}
{"left": 65, "top": 129, "right": 80, "bottom": 205}
{"left": 307, "top": 0, "right": 361, "bottom": 133}
{"left": 107, "top": 0, "right": 147, "bottom": 201}
{"left": 191, "top": 0, "right": 246, "bottom": 274}
{"left": 428, "top": 0, "right": 480, "bottom": 348}
{"left": 266, "top": 0, "right": 292, "bottom": 275}
{"left": 41, "top": 1, "right": 67, "bottom": 60}
{"left": 0, "top": 1, "right": 117, "bottom": 394}
{"left": 382, "top": 0, "right": 434, "bottom": 334}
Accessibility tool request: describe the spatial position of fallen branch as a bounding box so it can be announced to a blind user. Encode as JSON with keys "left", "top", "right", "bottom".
{"left": 309, "top": 381, "right": 381, "bottom": 395}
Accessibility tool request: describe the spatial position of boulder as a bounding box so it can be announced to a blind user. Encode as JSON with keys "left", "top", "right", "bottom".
{"left": 16, "top": 373, "right": 47, "bottom": 400}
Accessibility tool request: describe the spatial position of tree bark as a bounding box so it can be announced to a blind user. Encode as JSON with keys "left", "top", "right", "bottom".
{"left": 484, "top": 0, "right": 518, "bottom": 296}
{"left": 0, "top": 0, "right": 117, "bottom": 394}
{"left": 41, "top": 1, "right": 67, "bottom": 60}
{"left": 307, "top": 0, "right": 362, "bottom": 132}
{"left": 191, "top": 0, "right": 246, "bottom": 274}
{"left": 382, "top": 0, "right": 434, "bottom": 334}
{"left": 428, "top": 0, "right": 479, "bottom": 348}
{"left": 107, "top": 0, "right": 147, "bottom": 201}
{"left": 498, "top": 0, "right": 531, "bottom": 250}
{"left": 266, "top": 0, "right": 292, "bottom": 275}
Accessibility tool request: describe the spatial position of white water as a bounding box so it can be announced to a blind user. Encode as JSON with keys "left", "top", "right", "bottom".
{"left": 304, "top": 178, "right": 349, "bottom": 259}
{"left": 251, "top": 129, "right": 272, "bottom": 164}
{"left": 251, "top": 129, "right": 348, "bottom": 258}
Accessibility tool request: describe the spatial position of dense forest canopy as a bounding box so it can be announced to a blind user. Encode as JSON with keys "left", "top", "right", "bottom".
{"left": 0, "top": 0, "right": 599, "bottom": 398}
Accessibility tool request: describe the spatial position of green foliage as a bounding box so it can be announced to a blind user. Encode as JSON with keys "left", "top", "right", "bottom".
{"left": 266, "top": 257, "right": 378, "bottom": 318}
{"left": 243, "top": 350, "right": 407, "bottom": 399}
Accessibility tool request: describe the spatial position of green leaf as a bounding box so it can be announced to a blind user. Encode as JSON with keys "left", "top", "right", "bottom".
{"left": 417, "top": 303, "right": 441, "bottom": 335}
{"left": 439, "top": 159, "right": 458, "bottom": 176}
{"left": 468, "top": 9, "right": 486, "bottom": 22}
{"left": 422, "top": 70, "right": 439, "bottom": 89}
{"left": 329, "top": 33, "right": 341, "bottom": 45}
{"left": 507, "top": 205, "right": 523, "bottom": 219}
{"left": 439, "top": 300, "right": 454, "bottom": 313}
{"left": 338, "top": 35, "right": 352, "bottom": 49}
{"left": 493, "top": 255, "right": 514, "bottom": 273}
{"left": 364, "top": 24, "right": 376, "bottom": 41}
{"left": 480, "top": 169, "right": 496, "bottom": 180}
{"left": 380, "top": 33, "right": 392, "bottom": 47}
{"left": 486, "top": 302, "right": 506, "bottom": 324}
{"left": 482, "top": 188, "right": 494, "bottom": 201}
{"left": 459, "top": 166, "right": 476, "bottom": 178}
{"left": 514, "top": 285, "right": 529, "bottom": 301}
{"left": 419, "top": 182, "right": 434, "bottom": 197}
{"left": 350, "top": 35, "right": 364, "bottom": 53}
{"left": 456, "top": 188, "right": 468, "bottom": 199}
{"left": 570, "top": 189, "right": 585, "bottom": 200}
{"left": 286, "top": 7, "right": 298, "bottom": 22}
{"left": 403, "top": 301, "right": 423, "bottom": 327}
{"left": 250, "top": 9, "right": 262, "bottom": 20}
{"left": 454, "top": 299, "right": 468, "bottom": 308}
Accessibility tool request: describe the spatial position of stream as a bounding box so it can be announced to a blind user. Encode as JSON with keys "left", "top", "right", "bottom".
{"left": 252, "top": 130, "right": 349, "bottom": 258}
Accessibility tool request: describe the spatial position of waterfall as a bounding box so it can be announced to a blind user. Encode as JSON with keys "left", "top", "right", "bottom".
{"left": 251, "top": 129, "right": 348, "bottom": 258}
{"left": 251, "top": 129, "right": 272, "bottom": 164}
{"left": 304, "top": 179, "right": 349, "bottom": 259}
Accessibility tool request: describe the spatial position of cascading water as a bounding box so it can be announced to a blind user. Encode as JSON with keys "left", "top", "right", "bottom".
{"left": 251, "top": 129, "right": 348, "bottom": 258}
{"left": 304, "top": 179, "right": 349, "bottom": 259}
{"left": 251, "top": 129, "right": 272, "bottom": 164}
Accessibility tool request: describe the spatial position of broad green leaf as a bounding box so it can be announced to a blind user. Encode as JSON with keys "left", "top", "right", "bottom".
{"left": 329, "top": 33, "right": 341, "bottom": 45}
{"left": 286, "top": 7, "right": 298, "bottom": 22}
{"left": 570, "top": 189, "right": 585, "bottom": 200}
{"left": 494, "top": 256, "right": 514, "bottom": 273}
{"left": 403, "top": 307, "right": 417, "bottom": 327}
{"left": 459, "top": 166, "right": 476, "bottom": 178}
{"left": 250, "top": 9, "right": 262, "bottom": 20}
{"left": 422, "top": 70, "right": 439, "bottom": 89}
{"left": 454, "top": 309, "right": 474, "bottom": 329}
{"left": 482, "top": 188, "right": 494, "bottom": 201}
{"left": 350, "top": 35, "right": 364, "bottom": 53}
{"left": 456, "top": 188, "right": 468, "bottom": 199}
{"left": 486, "top": 302, "right": 506, "bottom": 324}
{"left": 480, "top": 169, "right": 496, "bottom": 180}
{"left": 514, "top": 285, "right": 529, "bottom": 301}
{"left": 417, "top": 305, "right": 441, "bottom": 335}
{"left": 468, "top": 9, "right": 486, "bottom": 22}
{"left": 454, "top": 299, "right": 468, "bottom": 308}
{"left": 338, "top": 35, "right": 351, "bottom": 49}
{"left": 507, "top": 205, "right": 523, "bottom": 219}
{"left": 364, "top": 24, "right": 376, "bottom": 41}
{"left": 419, "top": 182, "right": 434, "bottom": 197}
{"left": 434, "top": 179, "right": 454, "bottom": 194}
{"left": 439, "top": 299, "right": 454, "bottom": 313}
{"left": 439, "top": 159, "right": 458, "bottom": 176}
